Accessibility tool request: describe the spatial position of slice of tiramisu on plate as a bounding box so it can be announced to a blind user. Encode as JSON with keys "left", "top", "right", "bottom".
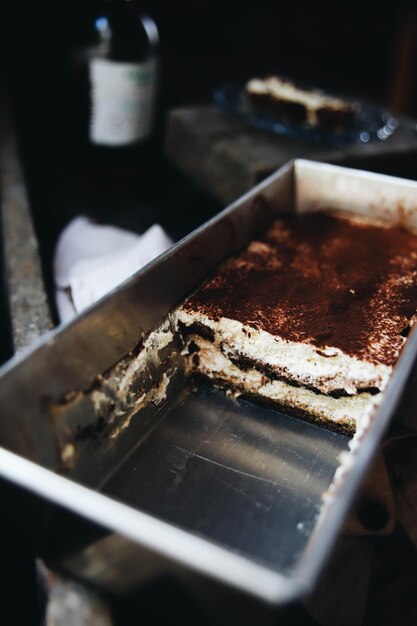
{"left": 176, "top": 210, "right": 417, "bottom": 435}
{"left": 244, "top": 76, "right": 357, "bottom": 132}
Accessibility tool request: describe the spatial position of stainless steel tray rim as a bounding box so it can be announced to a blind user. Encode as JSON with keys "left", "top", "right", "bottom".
{"left": 0, "top": 445, "right": 301, "bottom": 604}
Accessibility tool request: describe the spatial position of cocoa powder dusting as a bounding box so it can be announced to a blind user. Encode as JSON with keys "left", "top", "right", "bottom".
{"left": 184, "top": 212, "right": 417, "bottom": 365}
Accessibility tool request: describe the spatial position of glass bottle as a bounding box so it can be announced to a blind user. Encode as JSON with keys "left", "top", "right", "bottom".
{"left": 67, "top": 0, "right": 159, "bottom": 192}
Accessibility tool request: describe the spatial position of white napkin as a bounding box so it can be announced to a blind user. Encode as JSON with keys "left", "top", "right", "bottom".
{"left": 54, "top": 216, "right": 173, "bottom": 322}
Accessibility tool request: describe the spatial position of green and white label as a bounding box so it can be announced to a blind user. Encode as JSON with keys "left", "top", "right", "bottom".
{"left": 89, "top": 58, "right": 157, "bottom": 146}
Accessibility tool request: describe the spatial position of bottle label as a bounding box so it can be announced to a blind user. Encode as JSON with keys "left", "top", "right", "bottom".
{"left": 89, "top": 58, "right": 157, "bottom": 146}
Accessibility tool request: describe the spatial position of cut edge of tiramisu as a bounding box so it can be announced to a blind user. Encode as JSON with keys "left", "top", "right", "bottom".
{"left": 174, "top": 210, "right": 417, "bottom": 435}
{"left": 180, "top": 334, "right": 374, "bottom": 435}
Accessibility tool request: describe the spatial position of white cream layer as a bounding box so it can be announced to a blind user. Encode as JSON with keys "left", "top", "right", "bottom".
{"left": 176, "top": 309, "right": 390, "bottom": 396}
{"left": 185, "top": 336, "right": 374, "bottom": 432}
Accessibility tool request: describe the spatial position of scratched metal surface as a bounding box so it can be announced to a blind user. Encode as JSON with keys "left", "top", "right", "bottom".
{"left": 103, "top": 383, "right": 348, "bottom": 574}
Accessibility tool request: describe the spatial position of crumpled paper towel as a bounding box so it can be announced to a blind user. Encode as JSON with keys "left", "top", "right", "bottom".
{"left": 54, "top": 216, "right": 173, "bottom": 322}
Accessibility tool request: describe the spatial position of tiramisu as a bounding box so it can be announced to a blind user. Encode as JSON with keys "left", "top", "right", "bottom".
{"left": 245, "top": 76, "right": 357, "bottom": 132}
{"left": 177, "top": 211, "right": 417, "bottom": 434}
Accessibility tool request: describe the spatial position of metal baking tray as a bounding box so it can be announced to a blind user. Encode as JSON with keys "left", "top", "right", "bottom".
{"left": 1, "top": 159, "right": 417, "bottom": 604}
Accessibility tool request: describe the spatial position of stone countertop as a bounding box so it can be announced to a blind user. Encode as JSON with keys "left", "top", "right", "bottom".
{"left": 165, "top": 105, "right": 417, "bottom": 205}
{"left": 0, "top": 87, "right": 52, "bottom": 353}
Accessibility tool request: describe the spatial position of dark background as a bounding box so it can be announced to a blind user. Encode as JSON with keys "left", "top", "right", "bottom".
{"left": 3, "top": 1, "right": 417, "bottom": 128}
{"left": 1, "top": 1, "right": 417, "bottom": 624}
{"left": 4, "top": 1, "right": 417, "bottom": 112}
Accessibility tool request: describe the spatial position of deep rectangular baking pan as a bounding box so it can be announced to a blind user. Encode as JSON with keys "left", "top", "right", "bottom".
{"left": 1, "top": 160, "right": 417, "bottom": 604}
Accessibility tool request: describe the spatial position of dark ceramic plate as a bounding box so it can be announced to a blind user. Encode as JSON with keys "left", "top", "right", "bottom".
{"left": 213, "top": 82, "right": 399, "bottom": 146}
